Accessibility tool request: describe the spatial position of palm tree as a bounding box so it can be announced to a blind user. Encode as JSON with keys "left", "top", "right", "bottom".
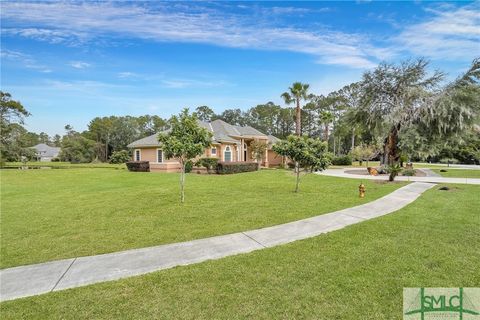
{"left": 281, "top": 82, "right": 310, "bottom": 136}
{"left": 319, "top": 111, "right": 334, "bottom": 142}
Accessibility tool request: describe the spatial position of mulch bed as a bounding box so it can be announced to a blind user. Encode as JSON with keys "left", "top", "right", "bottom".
{"left": 344, "top": 168, "right": 427, "bottom": 177}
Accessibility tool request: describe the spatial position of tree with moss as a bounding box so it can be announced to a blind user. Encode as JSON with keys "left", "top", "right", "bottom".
{"left": 158, "top": 109, "right": 212, "bottom": 203}
{"left": 355, "top": 58, "right": 480, "bottom": 171}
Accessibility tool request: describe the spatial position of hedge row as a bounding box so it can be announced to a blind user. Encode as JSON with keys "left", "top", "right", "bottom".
{"left": 216, "top": 161, "right": 259, "bottom": 174}
{"left": 126, "top": 161, "right": 150, "bottom": 172}
{"left": 126, "top": 160, "right": 259, "bottom": 174}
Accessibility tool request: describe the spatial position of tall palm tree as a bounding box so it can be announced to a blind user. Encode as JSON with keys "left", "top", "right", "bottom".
{"left": 319, "top": 111, "right": 334, "bottom": 143}
{"left": 281, "top": 82, "right": 310, "bottom": 136}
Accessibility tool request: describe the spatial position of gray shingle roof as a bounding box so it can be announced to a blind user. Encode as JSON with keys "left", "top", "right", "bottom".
{"left": 267, "top": 135, "right": 281, "bottom": 145}
{"left": 30, "top": 143, "right": 61, "bottom": 157}
{"left": 127, "top": 133, "right": 162, "bottom": 148}
{"left": 128, "top": 119, "right": 272, "bottom": 148}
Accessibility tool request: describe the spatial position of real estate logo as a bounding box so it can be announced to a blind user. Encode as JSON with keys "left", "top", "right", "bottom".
{"left": 404, "top": 288, "right": 480, "bottom": 320}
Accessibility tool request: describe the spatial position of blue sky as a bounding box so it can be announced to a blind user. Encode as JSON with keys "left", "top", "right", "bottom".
{"left": 1, "top": 1, "right": 479, "bottom": 136}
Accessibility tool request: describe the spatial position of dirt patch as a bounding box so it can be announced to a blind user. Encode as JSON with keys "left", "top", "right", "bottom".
{"left": 437, "top": 185, "right": 461, "bottom": 192}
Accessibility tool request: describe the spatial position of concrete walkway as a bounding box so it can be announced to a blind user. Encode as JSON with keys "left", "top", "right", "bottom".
{"left": 419, "top": 168, "right": 442, "bottom": 177}
{"left": 0, "top": 182, "right": 435, "bottom": 302}
{"left": 318, "top": 168, "right": 480, "bottom": 185}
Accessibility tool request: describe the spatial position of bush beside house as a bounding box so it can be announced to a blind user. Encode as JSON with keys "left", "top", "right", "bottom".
{"left": 126, "top": 161, "right": 150, "bottom": 172}
{"left": 216, "top": 162, "right": 258, "bottom": 174}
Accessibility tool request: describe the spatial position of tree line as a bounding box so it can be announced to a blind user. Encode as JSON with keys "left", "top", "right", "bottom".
{"left": 1, "top": 57, "right": 479, "bottom": 165}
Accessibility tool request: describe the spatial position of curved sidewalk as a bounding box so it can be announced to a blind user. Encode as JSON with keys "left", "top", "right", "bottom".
{"left": 317, "top": 168, "right": 480, "bottom": 185}
{"left": 0, "top": 182, "right": 435, "bottom": 302}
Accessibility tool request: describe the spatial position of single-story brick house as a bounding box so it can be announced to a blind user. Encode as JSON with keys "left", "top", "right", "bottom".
{"left": 127, "top": 119, "right": 283, "bottom": 172}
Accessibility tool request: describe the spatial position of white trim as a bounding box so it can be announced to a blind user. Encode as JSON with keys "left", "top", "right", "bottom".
{"left": 156, "top": 149, "right": 163, "bottom": 163}
{"left": 211, "top": 147, "right": 217, "bottom": 156}
{"left": 134, "top": 149, "right": 141, "bottom": 161}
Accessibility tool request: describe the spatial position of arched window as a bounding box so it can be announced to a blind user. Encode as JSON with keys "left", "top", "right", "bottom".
{"left": 224, "top": 146, "right": 232, "bottom": 162}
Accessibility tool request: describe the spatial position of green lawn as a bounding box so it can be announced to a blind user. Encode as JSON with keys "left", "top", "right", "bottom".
{"left": 0, "top": 169, "right": 404, "bottom": 268}
{"left": 432, "top": 168, "right": 480, "bottom": 178}
{"left": 1, "top": 184, "right": 478, "bottom": 319}
{"left": 3, "top": 161, "right": 126, "bottom": 169}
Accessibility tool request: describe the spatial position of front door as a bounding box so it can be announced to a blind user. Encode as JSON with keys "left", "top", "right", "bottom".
{"left": 244, "top": 143, "right": 247, "bottom": 161}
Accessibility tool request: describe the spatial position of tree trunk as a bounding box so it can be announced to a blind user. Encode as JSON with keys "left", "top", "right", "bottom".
{"left": 180, "top": 161, "right": 186, "bottom": 203}
{"left": 294, "top": 162, "right": 300, "bottom": 193}
{"left": 389, "top": 172, "right": 395, "bottom": 182}
{"left": 351, "top": 128, "right": 355, "bottom": 151}
{"left": 324, "top": 124, "right": 329, "bottom": 142}
{"left": 105, "top": 135, "right": 109, "bottom": 163}
{"left": 387, "top": 128, "right": 399, "bottom": 166}
{"left": 295, "top": 99, "right": 301, "bottom": 136}
{"left": 333, "top": 134, "right": 336, "bottom": 156}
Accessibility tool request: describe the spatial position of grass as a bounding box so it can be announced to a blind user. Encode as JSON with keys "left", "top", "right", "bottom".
{"left": 1, "top": 183, "right": 478, "bottom": 319}
{"left": 0, "top": 169, "right": 404, "bottom": 268}
{"left": 431, "top": 168, "right": 480, "bottom": 178}
{"left": 3, "top": 161, "right": 126, "bottom": 169}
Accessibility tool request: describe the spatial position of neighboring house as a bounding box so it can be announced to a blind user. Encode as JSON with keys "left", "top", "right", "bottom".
{"left": 127, "top": 119, "right": 282, "bottom": 172}
{"left": 30, "top": 143, "right": 61, "bottom": 162}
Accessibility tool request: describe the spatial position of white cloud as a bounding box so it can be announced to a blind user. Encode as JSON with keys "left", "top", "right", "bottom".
{"left": 0, "top": 49, "right": 52, "bottom": 72}
{"left": 0, "top": 2, "right": 382, "bottom": 69}
{"left": 69, "top": 61, "right": 90, "bottom": 69}
{"left": 396, "top": 4, "right": 480, "bottom": 60}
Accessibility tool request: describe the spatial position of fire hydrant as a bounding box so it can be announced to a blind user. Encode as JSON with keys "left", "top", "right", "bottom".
{"left": 359, "top": 183, "right": 366, "bottom": 198}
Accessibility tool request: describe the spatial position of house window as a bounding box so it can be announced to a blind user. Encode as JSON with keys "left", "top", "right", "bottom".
{"left": 157, "top": 149, "right": 163, "bottom": 163}
{"left": 135, "top": 149, "right": 141, "bottom": 161}
{"left": 211, "top": 147, "right": 217, "bottom": 156}
{"left": 224, "top": 146, "right": 232, "bottom": 162}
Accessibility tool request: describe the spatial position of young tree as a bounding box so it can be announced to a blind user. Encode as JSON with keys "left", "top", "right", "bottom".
{"left": 273, "top": 135, "right": 330, "bottom": 193}
{"left": 350, "top": 144, "right": 379, "bottom": 166}
{"left": 249, "top": 140, "right": 268, "bottom": 167}
{"left": 158, "top": 109, "right": 212, "bottom": 203}
{"left": 281, "top": 82, "right": 310, "bottom": 136}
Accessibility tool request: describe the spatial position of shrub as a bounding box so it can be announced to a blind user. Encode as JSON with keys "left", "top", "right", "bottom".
{"left": 331, "top": 155, "right": 352, "bottom": 166}
{"left": 439, "top": 158, "right": 459, "bottom": 164}
{"left": 109, "top": 150, "right": 130, "bottom": 164}
{"left": 402, "top": 169, "right": 416, "bottom": 176}
{"left": 126, "top": 161, "right": 150, "bottom": 172}
{"left": 216, "top": 161, "right": 258, "bottom": 174}
{"left": 51, "top": 157, "right": 60, "bottom": 162}
{"left": 185, "top": 160, "right": 193, "bottom": 173}
{"left": 195, "top": 157, "right": 219, "bottom": 173}
{"left": 385, "top": 164, "right": 403, "bottom": 181}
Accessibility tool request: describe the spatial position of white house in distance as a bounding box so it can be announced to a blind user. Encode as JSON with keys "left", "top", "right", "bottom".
{"left": 30, "top": 143, "right": 61, "bottom": 162}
